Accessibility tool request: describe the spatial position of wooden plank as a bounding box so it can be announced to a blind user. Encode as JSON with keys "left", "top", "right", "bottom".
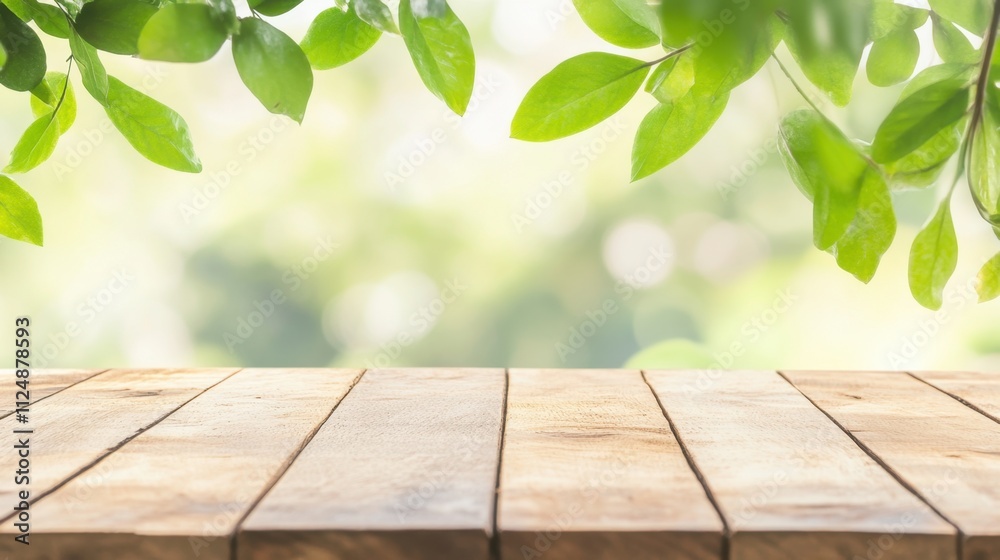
{"left": 239, "top": 368, "right": 506, "bottom": 560}
{"left": 0, "top": 368, "right": 363, "bottom": 560}
{"left": 0, "top": 368, "right": 237, "bottom": 513}
{"left": 645, "top": 370, "right": 955, "bottom": 560}
{"left": 0, "top": 369, "right": 106, "bottom": 418}
{"left": 784, "top": 370, "right": 1000, "bottom": 560}
{"left": 911, "top": 370, "right": 1000, "bottom": 423}
{"left": 498, "top": 369, "right": 723, "bottom": 560}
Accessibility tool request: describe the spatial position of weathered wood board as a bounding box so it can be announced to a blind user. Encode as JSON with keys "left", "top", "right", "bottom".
{"left": 784, "top": 370, "right": 1000, "bottom": 560}
{"left": 0, "top": 369, "right": 105, "bottom": 418}
{"left": 0, "top": 368, "right": 362, "bottom": 560}
{"left": 498, "top": 369, "right": 724, "bottom": 560}
{"left": 238, "top": 368, "right": 506, "bottom": 560}
{"left": 645, "top": 370, "right": 955, "bottom": 560}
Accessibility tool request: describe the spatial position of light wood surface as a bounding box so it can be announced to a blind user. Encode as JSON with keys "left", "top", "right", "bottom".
{"left": 911, "top": 370, "right": 1000, "bottom": 423}
{"left": 0, "top": 368, "right": 237, "bottom": 513}
{"left": 0, "top": 369, "right": 105, "bottom": 418}
{"left": 239, "top": 368, "right": 506, "bottom": 560}
{"left": 645, "top": 370, "right": 955, "bottom": 560}
{"left": 784, "top": 370, "right": 1000, "bottom": 560}
{"left": 498, "top": 369, "right": 723, "bottom": 560}
{"left": 0, "top": 368, "right": 362, "bottom": 560}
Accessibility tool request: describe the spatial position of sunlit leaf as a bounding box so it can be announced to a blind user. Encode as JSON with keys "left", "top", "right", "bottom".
{"left": 399, "top": 0, "right": 475, "bottom": 115}
{"left": 301, "top": 7, "right": 381, "bottom": 70}
{"left": 866, "top": 28, "right": 919, "bottom": 87}
{"left": 0, "top": 175, "right": 42, "bottom": 245}
{"left": 932, "top": 13, "right": 979, "bottom": 64}
{"left": 871, "top": 0, "right": 927, "bottom": 40}
{"left": 4, "top": 112, "right": 60, "bottom": 173}
{"left": 976, "top": 252, "right": 1000, "bottom": 302}
{"left": 104, "top": 76, "right": 202, "bottom": 172}
{"left": 645, "top": 54, "right": 693, "bottom": 104}
{"left": 30, "top": 72, "right": 75, "bottom": 134}
{"left": 872, "top": 78, "right": 970, "bottom": 163}
{"left": 573, "top": 0, "right": 659, "bottom": 49}
{"left": 353, "top": 0, "right": 397, "bottom": 34}
{"left": 968, "top": 85, "right": 1000, "bottom": 217}
{"left": 909, "top": 197, "right": 958, "bottom": 310}
{"left": 69, "top": 30, "right": 109, "bottom": 106}
{"left": 233, "top": 17, "right": 313, "bottom": 123}
{"left": 512, "top": 52, "right": 647, "bottom": 141}
{"left": 830, "top": 168, "right": 896, "bottom": 282}
{"left": 632, "top": 90, "right": 729, "bottom": 180}
{"left": 928, "top": 0, "right": 990, "bottom": 36}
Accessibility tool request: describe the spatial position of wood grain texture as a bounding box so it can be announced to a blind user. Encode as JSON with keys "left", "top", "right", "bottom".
{"left": 0, "top": 368, "right": 237, "bottom": 514}
{"left": 645, "top": 370, "right": 955, "bottom": 560}
{"left": 239, "top": 368, "right": 506, "bottom": 560}
{"left": 0, "top": 369, "right": 105, "bottom": 418}
{"left": 911, "top": 370, "right": 1000, "bottom": 423}
{"left": 498, "top": 369, "right": 723, "bottom": 560}
{"left": 0, "top": 368, "right": 363, "bottom": 560}
{"left": 784, "top": 370, "right": 1000, "bottom": 560}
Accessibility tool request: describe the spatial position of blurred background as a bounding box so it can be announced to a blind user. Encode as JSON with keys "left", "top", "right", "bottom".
{"left": 2, "top": 0, "right": 998, "bottom": 371}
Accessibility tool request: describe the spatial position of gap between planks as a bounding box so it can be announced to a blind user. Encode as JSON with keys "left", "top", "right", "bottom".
{"left": 488, "top": 369, "right": 510, "bottom": 560}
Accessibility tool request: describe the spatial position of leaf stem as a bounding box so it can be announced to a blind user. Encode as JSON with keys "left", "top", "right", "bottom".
{"left": 640, "top": 44, "right": 692, "bottom": 69}
{"left": 771, "top": 53, "right": 823, "bottom": 115}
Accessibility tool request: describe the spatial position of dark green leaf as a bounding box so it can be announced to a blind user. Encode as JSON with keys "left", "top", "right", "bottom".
{"left": 138, "top": 4, "right": 229, "bottom": 63}
{"left": 830, "top": 168, "right": 896, "bottom": 282}
{"left": 872, "top": 78, "right": 970, "bottom": 163}
{"left": 632, "top": 90, "right": 728, "bottom": 180}
{"left": 0, "top": 4, "right": 45, "bottom": 91}
{"left": 75, "top": 0, "right": 158, "bottom": 55}
{"left": 785, "top": 0, "right": 872, "bottom": 106}
{"left": 69, "top": 30, "right": 109, "bottom": 106}
{"left": 931, "top": 14, "right": 979, "bottom": 64}
{"left": 104, "top": 76, "right": 202, "bottom": 172}
{"left": 884, "top": 117, "right": 965, "bottom": 188}
{"left": 572, "top": 0, "right": 659, "bottom": 49}
{"left": 779, "top": 110, "right": 868, "bottom": 250}
{"left": 866, "top": 28, "right": 920, "bottom": 87}
{"left": 977, "top": 252, "right": 1000, "bottom": 302}
{"left": 233, "top": 17, "right": 313, "bottom": 124}
{"left": 352, "top": 0, "right": 397, "bottom": 34}
{"left": 512, "top": 52, "right": 647, "bottom": 142}
{"left": 301, "top": 7, "right": 381, "bottom": 70}
{"left": 399, "top": 0, "right": 475, "bottom": 115}
{"left": 4, "top": 112, "right": 59, "bottom": 173}
{"left": 248, "top": 0, "right": 303, "bottom": 17}
{"left": 30, "top": 71, "right": 75, "bottom": 134}
{"left": 0, "top": 175, "right": 42, "bottom": 245}
{"left": 24, "top": 1, "right": 70, "bottom": 38}
{"left": 928, "top": 0, "right": 990, "bottom": 36}
{"left": 909, "top": 197, "right": 958, "bottom": 310}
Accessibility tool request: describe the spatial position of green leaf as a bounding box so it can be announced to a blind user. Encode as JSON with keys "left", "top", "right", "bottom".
{"left": 23, "top": 0, "right": 70, "bottom": 38}
{"left": 572, "top": 0, "right": 659, "bottom": 49}
{"left": 830, "top": 168, "right": 897, "bottom": 282}
{"left": 779, "top": 110, "right": 868, "bottom": 250}
{"left": 631, "top": 90, "right": 729, "bottom": 181}
{"left": 0, "top": 175, "right": 42, "bottom": 245}
{"left": 872, "top": 78, "right": 970, "bottom": 163}
{"left": 233, "top": 18, "right": 313, "bottom": 124}
{"left": 138, "top": 3, "right": 230, "bottom": 63}
{"left": 399, "top": 0, "right": 475, "bottom": 115}
{"left": 884, "top": 118, "right": 965, "bottom": 188}
{"left": 691, "top": 15, "right": 784, "bottom": 100}
{"left": 0, "top": 42, "right": 6, "bottom": 70}
{"left": 104, "top": 76, "right": 202, "bottom": 172}
{"left": 69, "top": 30, "right": 109, "bottom": 106}
{"left": 0, "top": 4, "right": 45, "bottom": 91}
{"left": 411, "top": 0, "right": 445, "bottom": 18}
{"left": 928, "top": 0, "right": 990, "bottom": 36}
{"left": 866, "top": 28, "right": 920, "bottom": 87}
{"left": 901, "top": 63, "right": 976, "bottom": 100}
{"left": 969, "top": 87, "right": 1000, "bottom": 216}
{"left": 55, "top": 0, "right": 81, "bottom": 18}
{"left": 645, "top": 54, "right": 694, "bottom": 104}
{"left": 4, "top": 112, "right": 59, "bottom": 173}
{"left": 871, "top": 0, "right": 927, "bottom": 40}
{"left": 75, "top": 0, "right": 158, "bottom": 55}
{"left": 909, "top": 197, "right": 958, "bottom": 310}
{"left": 301, "top": 7, "right": 381, "bottom": 70}
{"left": 976, "top": 252, "right": 1000, "bottom": 302}
{"left": 248, "top": 0, "right": 303, "bottom": 17}
{"left": 30, "top": 72, "right": 76, "bottom": 135}
{"left": 352, "top": 0, "right": 397, "bottom": 34}
{"left": 932, "top": 14, "right": 978, "bottom": 64}
{"left": 512, "top": 52, "right": 647, "bottom": 142}
{"left": 785, "top": 0, "right": 872, "bottom": 106}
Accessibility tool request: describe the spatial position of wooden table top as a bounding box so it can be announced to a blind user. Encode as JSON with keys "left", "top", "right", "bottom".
{"left": 2, "top": 368, "right": 998, "bottom": 560}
